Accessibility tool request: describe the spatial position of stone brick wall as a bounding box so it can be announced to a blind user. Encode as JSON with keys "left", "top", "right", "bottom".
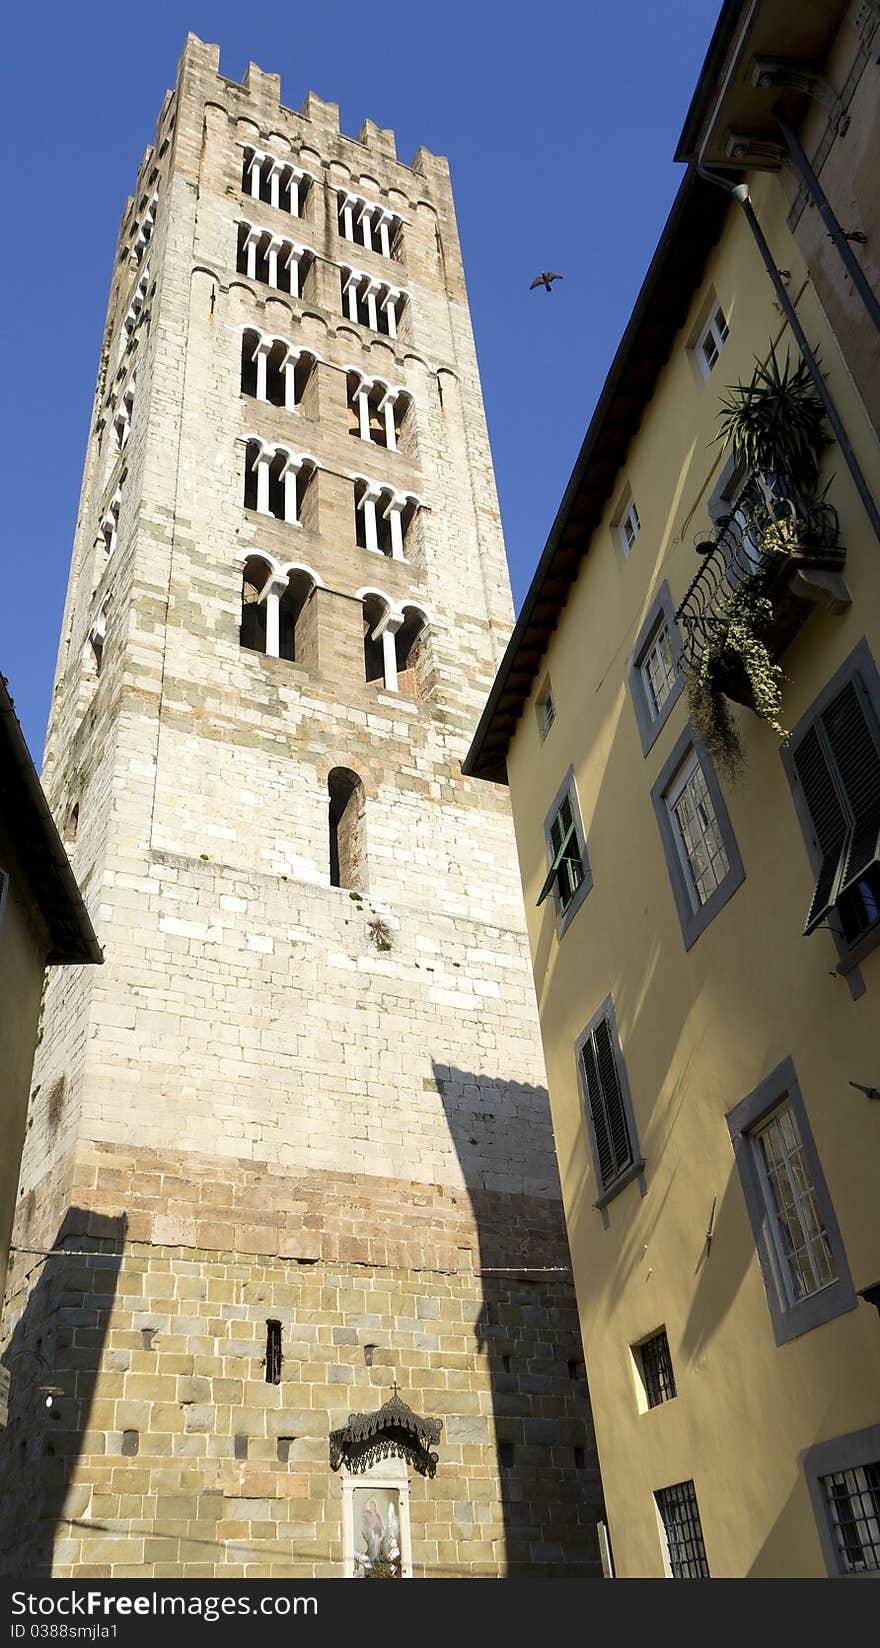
{"left": 1, "top": 33, "right": 604, "bottom": 1578}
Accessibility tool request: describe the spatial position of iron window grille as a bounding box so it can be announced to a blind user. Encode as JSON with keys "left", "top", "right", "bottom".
{"left": 655, "top": 1480, "right": 710, "bottom": 1578}
{"left": 751, "top": 1103, "right": 837, "bottom": 1304}
{"left": 790, "top": 673, "right": 880, "bottom": 942}
{"left": 639, "top": 1329, "right": 676, "bottom": 1408}
{"left": 821, "top": 1461, "right": 880, "bottom": 1573}
{"left": 580, "top": 1016, "right": 634, "bottom": 1190}
{"left": 538, "top": 792, "right": 585, "bottom": 912}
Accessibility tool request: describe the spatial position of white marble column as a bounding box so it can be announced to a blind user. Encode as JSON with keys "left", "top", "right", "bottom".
{"left": 260, "top": 575, "right": 289, "bottom": 659}
{"left": 373, "top": 610, "right": 403, "bottom": 691}
{"left": 282, "top": 347, "right": 300, "bottom": 410}
{"left": 342, "top": 195, "right": 355, "bottom": 240}
{"left": 267, "top": 237, "right": 281, "bottom": 289}
{"left": 268, "top": 161, "right": 282, "bottom": 210}
{"left": 365, "top": 281, "right": 379, "bottom": 332}
{"left": 357, "top": 380, "right": 373, "bottom": 442}
{"left": 286, "top": 247, "right": 300, "bottom": 299}
{"left": 254, "top": 338, "right": 270, "bottom": 401}
{"left": 380, "top": 390, "right": 397, "bottom": 451}
{"left": 359, "top": 204, "right": 375, "bottom": 251}
{"left": 360, "top": 484, "right": 381, "bottom": 552}
{"left": 377, "top": 212, "right": 392, "bottom": 259}
{"left": 254, "top": 450, "right": 271, "bottom": 514}
{"left": 245, "top": 230, "right": 259, "bottom": 281}
{"left": 344, "top": 272, "right": 360, "bottom": 323}
{"left": 289, "top": 169, "right": 302, "bottom": 217}
{"left": 385, "top": 290, "right": 400, "bottom": 339}
{"left": 384, "top": 495, "right": 406, "bottom": 559}
{"left": 249, "top": 154, "right": 262, "bottom": 198}
{"left": 279, "top": 454, "right": 304, "bottom": 524}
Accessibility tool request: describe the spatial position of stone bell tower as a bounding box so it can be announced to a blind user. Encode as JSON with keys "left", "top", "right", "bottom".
{"left": 0, "top": 36, "right": 603, "bottom": 1578}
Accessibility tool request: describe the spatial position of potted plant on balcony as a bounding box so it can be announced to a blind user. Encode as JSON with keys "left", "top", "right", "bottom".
{"left": 686, "top": 347, "right": 839, "bottom": 773}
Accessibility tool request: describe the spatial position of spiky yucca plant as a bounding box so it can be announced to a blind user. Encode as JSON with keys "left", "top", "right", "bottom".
{"left": 715, "top": 346, "right": 827, "bottom": 497}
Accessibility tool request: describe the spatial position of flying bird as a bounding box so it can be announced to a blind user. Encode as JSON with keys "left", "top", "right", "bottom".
{"left": 530, "top": 272, "right": 563, "bottom": 292}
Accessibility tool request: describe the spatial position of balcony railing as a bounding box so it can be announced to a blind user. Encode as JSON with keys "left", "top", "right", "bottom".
{"left": 675, "top": 475, "right": 847, "bottom": 699}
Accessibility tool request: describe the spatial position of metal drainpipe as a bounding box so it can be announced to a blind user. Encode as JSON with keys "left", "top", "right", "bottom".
{"left": 696, "top": 163, "right": 880, "bottom": 544}
{"left": 772, "top": 104, "right": 880, "bottom": 342}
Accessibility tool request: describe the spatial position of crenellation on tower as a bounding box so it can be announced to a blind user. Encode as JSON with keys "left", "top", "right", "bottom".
{"left": 1, "top": 35, "right": 603, "bottom": 1579}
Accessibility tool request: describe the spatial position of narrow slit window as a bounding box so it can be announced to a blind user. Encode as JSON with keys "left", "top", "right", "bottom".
{"left": 265, "top": 1319, "right": 282, "bottom": 1385}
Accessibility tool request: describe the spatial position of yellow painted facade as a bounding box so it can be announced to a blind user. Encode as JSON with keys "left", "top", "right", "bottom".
{"left": 494, "top": 167, "right": 880, "bottom": 1576}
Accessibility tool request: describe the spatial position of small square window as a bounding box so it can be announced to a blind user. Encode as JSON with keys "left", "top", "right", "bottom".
{"left": 536, "top": 682, "right": 556, "bottom": 741}
{"left": 618, "top": 499, "right": 641, "bottom": 557}
{"left": 696, "top": 303, "right": 729, "bottom": 379}
{"left": 655, "top": 1480, "right": 710, "bottom": 1578}
{"left": 538, "top": 767, "right": 592, "bottom": 933}
{"left": 651, "top": 729, "right": 744, "bottom": 949}
{"left": 636, "top": 1328, "right": 676, "bottom": 1409}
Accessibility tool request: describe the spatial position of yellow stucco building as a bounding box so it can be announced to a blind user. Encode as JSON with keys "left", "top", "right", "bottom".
{"left": 465, "top": 0, "right": 880, "bottom": 1578}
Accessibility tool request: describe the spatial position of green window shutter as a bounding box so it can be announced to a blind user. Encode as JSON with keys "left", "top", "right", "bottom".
{"left": 792, "top": 723, "right": 851, "bottom": 935}
{"left": 821, "top": 678, "right": 880, "bottom": 901}
{"left": 581, "top": 1018, "right": 633, "bottom": 1189}
{"left": 536, "top": 818, "right": 576, "bottom": 905}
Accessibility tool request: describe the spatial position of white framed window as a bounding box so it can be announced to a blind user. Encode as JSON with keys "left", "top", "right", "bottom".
{"left": 696, "top": 303, "right": 729, "bottom": 379}
{"left": 641, "top": 617, "right": 678, "bottom": 721}
{"left": 618, "top": 498, "right": 641, "bottom": 557}
{"left": 751, "top": 1102, "right": 837, "bottom": 1305}
{"left": 665, "top": 749, "right": 730, "bottom": 912}
{"left": 341, "top": 1456, "right": 412, "bottom": 1578}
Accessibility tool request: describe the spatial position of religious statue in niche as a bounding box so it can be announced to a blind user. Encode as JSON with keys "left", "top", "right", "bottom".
{"left": 353, "top": 1486, "right": 402, "bottom": 1578}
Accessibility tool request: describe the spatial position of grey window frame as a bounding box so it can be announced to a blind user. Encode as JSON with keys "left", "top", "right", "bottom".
{"left": 574, "top": 993, "right": 645, "bottom": 1224}
{"left": 780, "top": 638, "right": 880, "bottom": 992}
{"left": 628, "top": 581, "right": 686, "bottom": 756}
{"left": 650, "top": 726, "right": 744, "bottom": 950}
{"left": 726, "top": 1055, "right": 856, "bottom": 1345}
{"left": 540, "top": 766, "right": 592, "bottom": 937}
{"left": 801, "top": 1424, "right": 880, "bottom": 1577}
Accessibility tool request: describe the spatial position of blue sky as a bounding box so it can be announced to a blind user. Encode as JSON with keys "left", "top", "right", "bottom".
{"left": 1, "top": 0, "right": 720, "bottom": 757}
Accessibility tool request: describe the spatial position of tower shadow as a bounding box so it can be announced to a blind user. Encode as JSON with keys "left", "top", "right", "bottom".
{"left": 432, "top": 1062, "right": 603, "bottom": 1577}
{"left": 0, "top": 1211, "right": 127, "bottom": 1578}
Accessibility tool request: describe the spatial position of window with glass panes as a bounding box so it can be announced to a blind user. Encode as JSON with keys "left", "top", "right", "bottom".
{"left": 697, "top": 304, "right": 729, "bottom": 378}
{"left": 539, "top": 792, "right": 584, "bottom": 913}
{"left": 665, "top": 751, "right": 730, "bottom": 910}
{"left": 639, "top": 1329, "right": 676, "bottom": 1408}
{"left": 821, "top": 1461, "right": 880, "bottom": 1573}
{"left": 619, "top": 499, "right": 641, "bottom": 556}
{"left": 641, "top": 618, "right": 678, "bottom": 720}
{"left": 655, "top": 1480, "right": 710, "bottom": 1578}
{"left": 751, "top": 1103, "right": 837, "bottom": 1303}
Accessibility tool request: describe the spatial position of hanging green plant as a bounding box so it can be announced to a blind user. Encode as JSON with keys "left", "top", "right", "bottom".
{"left": 687, "top": 578, "right": 787, "bottom": 777}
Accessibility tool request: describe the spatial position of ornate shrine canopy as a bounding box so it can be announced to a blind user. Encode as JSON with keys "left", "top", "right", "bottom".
{"left": 329, "top": 1385, "right": 443, "bottom": 1478}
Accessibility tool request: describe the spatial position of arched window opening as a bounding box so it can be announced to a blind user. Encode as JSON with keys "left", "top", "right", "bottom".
{"left": 328, "top": 768, "right": 366, "bottom": 892}
{"left": 395, "top": 607, "right": 430, "bottom": 700}
{"left": 362, "top": 595, "right": 387, "bottom": 686}
{"left": 240, "top": 556, "right": 270, "bottom": 653}
{"left": 241, "top": 329, "right": 260, "bottom": 397}
{"left": 279, "top": 569, "right": 314, "bottom": 662}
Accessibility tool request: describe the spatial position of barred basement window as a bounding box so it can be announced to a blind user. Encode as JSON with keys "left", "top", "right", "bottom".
{"left": 787, "top": 665, "right": 880, "bottom": 944}
{"left": 265, "top": 1320, "right": 282, "bottom": 1385}
{"left": 637, "top": 1329, "right": 676, "bottom": 1408}
{"left": 655, "top": 1480, "right": 710, "bottom": 1578}
{"left": 821, "top": 1462, "right": 880, "bottom": 1573}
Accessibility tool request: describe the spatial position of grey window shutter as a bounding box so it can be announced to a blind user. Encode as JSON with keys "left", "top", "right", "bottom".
{"left": 792, "top": 723, "right": 851, "bottom": 934}
{"left": 581, "top": 1018, "right": 633, "bottom": 1188}
{"left": 822, "top": 678, "right": 880, "bottom": 899}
